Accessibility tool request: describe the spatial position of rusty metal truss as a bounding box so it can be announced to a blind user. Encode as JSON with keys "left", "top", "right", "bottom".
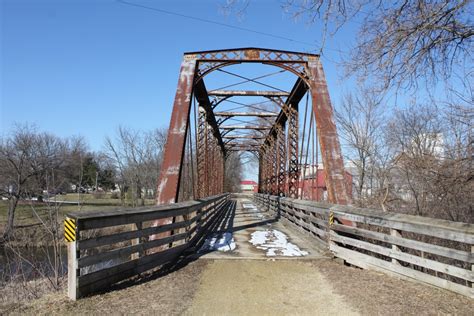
{"left": 156, "top": 47, "right": 351, "bottom": 209}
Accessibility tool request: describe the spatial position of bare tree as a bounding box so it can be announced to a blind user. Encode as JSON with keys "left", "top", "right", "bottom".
{"left": 335, "top": 88, "right": 385, "bottom": 203}
{"left": 0, "top": 125, "right": 68, "bottom": 241}
{"left": 224, "top": 152, "right": 243, "bottom": 192}
{"left": 103, "top": 126, "right": 167, "bottom": 206}
{"left": 287, "top": 1, "right": 473, "bottom": 88}
{"left": 224, "top": 1, "right": 473, "bottom": 90}
{"left": 383, "top": 102, "right": 473, "bottom": 222}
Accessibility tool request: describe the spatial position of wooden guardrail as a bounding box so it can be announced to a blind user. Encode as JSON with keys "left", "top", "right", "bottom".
{"left": 254, "top": 193, "right": 473, "bottom": 298}
{"left": 65, "top": 193, "right": 229, "bottom": 300}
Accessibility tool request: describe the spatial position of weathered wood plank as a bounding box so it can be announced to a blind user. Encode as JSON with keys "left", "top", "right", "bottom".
{"left": 294, "top": 217, "right": 327, "bottom": 238}
{"left": 284, "top": 207, "right": 328, "bottom": 229}
{"left": 78, "top": 232, "right": 188, "bottom": 268}
{"left": 257, "top": 194, "right": 473, "bottom": 242}
{"left": 280, "top": 199, "right": 331, "bottom": 217}
{"left": 330, "top": 244, "right": 473, "bottom": 298}
{"left": 280, "top": 217, "right": 327, "bottom": 247}
{"left": 78, "top": 244, "right": 187, "bottom": 296}
{"left": 331, "top": 223, "right": 473, "bottom": 263}
{"left": 78, "top": 220, "right": 190, "bottom": 250}
{"left": 68, "top": 194, "right": 227, "bottom": 230}
{"left": 330, "top": 231, "right": 473, "bottom": 282}
{"left": 331, "top": 205, "right": 473, "bottom": 243}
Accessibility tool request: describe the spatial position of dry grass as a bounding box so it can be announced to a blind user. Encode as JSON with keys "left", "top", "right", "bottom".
{"left": 314, "top": 259, "right": 474, "bottom": 316}
{"left": 2, "top": 258, "right": 472, "bottom": 315}
{"left": 0, "top": 278, "right": 64, "bottom": 312}
{"left": 1, "top": 259, "right": 209, "bottom": 315}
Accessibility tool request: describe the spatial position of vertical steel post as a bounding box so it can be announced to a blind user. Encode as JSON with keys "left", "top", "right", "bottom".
{"left": 307, "top": 56, "right": 350, "bottom": 205}
{"left": 152, "top": 55, "right": 197, "bottom": 245}
{"left": 277, "top": 124, "right": 286, "bottom": 196}
{"left": 197, "top": 108, "right": 207, "bottom": 198}
{"left": 258, "top": 153, "right": 263, "bottom": 193}
{"left": 155, "top": 55, "right": 197, "bottom": 205}
{"left": 287, "top": 104, "right": 299, "bottom": 198}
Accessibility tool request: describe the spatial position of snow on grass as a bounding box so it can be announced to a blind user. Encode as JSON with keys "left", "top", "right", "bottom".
{"left": 249, "top": 229, "right": 308, "bottom": 257}
{"left": 199, "top": 232, "right": 236, "bottom": 253}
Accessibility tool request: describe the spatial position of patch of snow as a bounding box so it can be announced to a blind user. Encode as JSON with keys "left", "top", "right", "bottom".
{"left": 249, "top": 229, "right": 308, "bottom": 257}
{"left": 199, "top": 232, "right": 236, "bottom": 253}
{"left": 242, "top": 203, "right": 256, "bottom": 209}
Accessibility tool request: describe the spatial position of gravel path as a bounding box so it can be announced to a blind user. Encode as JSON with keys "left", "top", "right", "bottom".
{"left": 185, "top": 260, "right": 359, "bottom": 315}
{"left": 4, "top": 258, "right": 473, "bottom": 315}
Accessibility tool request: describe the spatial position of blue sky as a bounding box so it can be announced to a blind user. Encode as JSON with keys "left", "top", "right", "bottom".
{"left": 1, "top": 0, "right": 361, "bottom": 151}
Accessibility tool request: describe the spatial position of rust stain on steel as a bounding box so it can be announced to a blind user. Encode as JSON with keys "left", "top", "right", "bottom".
{"left": 244, "top": 49, "right": 260, "bottom": 60}
{"left": 307, "top": 57, "right": 352, "bottom": 210}
{"left": 155, "top": 56, "right": 196, "bottom": 205}
{"left": 151, "top": 55, "right": 197, "bottom": 244}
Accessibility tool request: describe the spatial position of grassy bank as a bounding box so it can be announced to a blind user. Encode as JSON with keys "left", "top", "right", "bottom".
{"left": 0, "top": 193, "right": 155, "bottom": 247}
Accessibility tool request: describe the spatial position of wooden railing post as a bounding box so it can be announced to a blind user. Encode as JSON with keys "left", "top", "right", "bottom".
{"left": 66, "top": 217, "right": 79, "bottom": 300}
{"left": 390, "top": 228, "right": 402, "bottom": 265}
{"left": 471, "top": 245, "right": 473, "bottom": 290}
{"left": 131, "top": 222, "right": 143, "bottom": 260}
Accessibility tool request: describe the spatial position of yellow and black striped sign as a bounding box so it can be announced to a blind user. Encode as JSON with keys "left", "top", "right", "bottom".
{"left": 329, "top": 211, "right": 334, "bottom": 226}
{"left": 64, "top": 218, "right": 76, "bottom": 242}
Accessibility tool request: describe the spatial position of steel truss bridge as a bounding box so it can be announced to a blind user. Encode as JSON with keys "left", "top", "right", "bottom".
{"left": 64, "top": 48, "right": 473, "bottom": 301}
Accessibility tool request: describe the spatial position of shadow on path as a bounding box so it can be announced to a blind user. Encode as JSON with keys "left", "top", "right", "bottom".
{"left": 103, "top": 198, "right": 276, "bottom": 295}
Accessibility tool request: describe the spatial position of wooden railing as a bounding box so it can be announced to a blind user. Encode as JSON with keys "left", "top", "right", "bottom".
{"left": 254, "top": 193, "right": 473, "bottom": 298}
{"left": 66, "top": 193, "right": 229, "bottom": 300}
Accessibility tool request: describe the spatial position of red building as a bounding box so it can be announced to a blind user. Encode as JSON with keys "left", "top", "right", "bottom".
{"left": 299, "top": 169, "right": 353, "bottom": 201}
{"left": 240, "top": 180, "right": 258, "bottom": 193}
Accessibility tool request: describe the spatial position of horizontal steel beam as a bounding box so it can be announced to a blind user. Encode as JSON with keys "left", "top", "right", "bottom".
{"left": 226, "top": 138, "right": 262, "bottom": 143}
{"left": 220, "top": 125, "right": 271, "bottom": 130}
{"left": 227, "top": 148, "right": 259, "bottom": 151}
{"left": 227, "top": 144, "right": 260, "bottom": 149}
{"left": 208, "top": 90, "right": 289, "bottom": 97}
{"left": 222, "top": 135, "right": 266, "bottom": 139}
{"left": 227, "top": 142, "right": 261, "bottom": 146}
{"left": 214, "top": 111, "right": 278, "bottom": 117}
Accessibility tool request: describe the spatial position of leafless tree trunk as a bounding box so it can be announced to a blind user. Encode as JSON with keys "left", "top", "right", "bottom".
{"left": 0, "top": 125, "right": 68, "bottom": 241}
{"left": 335, "top": 87, "right": 385, "bottom": 205}
{"left": 103, "top": 126, "right": 167, "bottom": 206}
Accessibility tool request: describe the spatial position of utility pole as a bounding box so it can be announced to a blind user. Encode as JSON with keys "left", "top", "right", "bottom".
{"left": 95, "top": 171, "right": 99, "bottom": 192}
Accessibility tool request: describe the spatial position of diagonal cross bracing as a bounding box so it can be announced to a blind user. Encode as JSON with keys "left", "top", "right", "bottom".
{"left": 193, "top": 79, "right": 227, "bottom": 155}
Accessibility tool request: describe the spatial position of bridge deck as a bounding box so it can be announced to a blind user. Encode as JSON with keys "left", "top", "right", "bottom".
{"left": 197, "top": 195, "right": 327, "bottom": 260}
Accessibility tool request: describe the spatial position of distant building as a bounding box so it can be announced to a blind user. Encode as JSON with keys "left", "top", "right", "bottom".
{"left": 240, "top": 180, "right": 258, "bottom": 193}
{"left": 410, "top": 133, "right": 444, "bottom": 158}
{"left": 299, "top": 167, "right": 353, "bottom": 201}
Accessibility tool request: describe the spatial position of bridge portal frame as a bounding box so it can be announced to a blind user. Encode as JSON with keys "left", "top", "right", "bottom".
{"left": 156, "top": 47, "right": 350, "bottom": 208}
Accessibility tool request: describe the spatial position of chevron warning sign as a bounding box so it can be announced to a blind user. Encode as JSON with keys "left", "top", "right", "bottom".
{"left": 64, "top": 218, "right": 76, "bottom": 242}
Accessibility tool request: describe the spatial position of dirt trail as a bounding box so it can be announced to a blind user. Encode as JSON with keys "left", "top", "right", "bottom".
{"left": 4, "top": 258, "right": 473, "bottom": 315}
{"left": 185, "top": 260, "right": 359, "bottom": 316}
